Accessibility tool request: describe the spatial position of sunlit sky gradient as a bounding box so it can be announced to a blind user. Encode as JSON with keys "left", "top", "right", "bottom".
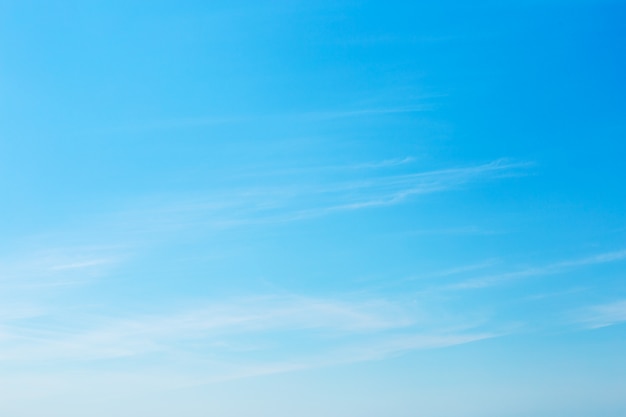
{"left": 1, "top": 1, "right": 626, "bottom": 416}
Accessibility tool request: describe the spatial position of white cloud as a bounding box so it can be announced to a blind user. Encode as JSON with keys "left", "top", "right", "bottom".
{"left": 445, "top": 249, "right": 626, "bottom": 290}
{"left": 0, "top": 158, "right": 525, "bottom": 380}
{"left": 0, "top": 247, "right": 121, "bottom": 291}
{"left": 103, "top": 104, "right": 436, "bottom": 133}
{"left": 171, "top": 158, "right": 531, "bottom": 227}
{"left": 577, "top": 300, "right": 626, "bottom": 329}
{"left": 0, "top": 292, "right": 493, "bottom": 379}
{"left": 0, "top": 295, "right": 414, "bottom": 362}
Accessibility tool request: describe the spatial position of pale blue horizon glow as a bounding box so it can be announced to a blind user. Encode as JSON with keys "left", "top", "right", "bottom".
{"left": 1, "top": 1, "right": 626, "bottom": 416}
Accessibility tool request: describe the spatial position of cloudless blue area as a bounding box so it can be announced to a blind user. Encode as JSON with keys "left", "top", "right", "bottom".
{"left": 1, "top": 1, "right": 625, "bottom": 416}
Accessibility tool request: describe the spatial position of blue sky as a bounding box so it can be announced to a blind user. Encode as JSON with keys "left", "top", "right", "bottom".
{"left": 1, "top": 0, "right": 626, "bottom": 416}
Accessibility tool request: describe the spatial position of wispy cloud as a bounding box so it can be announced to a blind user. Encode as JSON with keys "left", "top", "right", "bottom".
{"left": 237, "top": 156, "right": 418, "bottom": 179}
{"left": 0, "top": 158, "right": 526, "bottom": 301}
{"left": 0, "top": 158, "right": 526, "bottom": 378}
{"left": 192, "top": 331, "right": 496, "bottom": 385}
{"left": 444, "top": 249, "right": 626, "bottom": 290}
{"left": 0, "top": 295, "right": 410, "bottom": 361}
{"left": 403, "top": 226, "right": 504, "bottom": 237}
{"left": 576, "top": 300, "right": 626, "bottom": 329}
{"left": 0, "top": 292, "right": 492, "bottom": 378}
{"left": 160, "top": 158, "right": 531, "bottom": 228}
{"left": 331, "top": 34, "right": 460, "bottom": 47}
{"left": 73, "top": 158, "right": 529, "bottom": 239}
{"left": 428, "top": 259, "right": 501, "bottom": 278}
{"left": 101, "top": 104, "right": 436, "bottom": 133}
{"left": 297, "top": 105, "right": 435, "bottom": 120}
{"left": 0, "top": 247, "right": 121, "bottom": 290}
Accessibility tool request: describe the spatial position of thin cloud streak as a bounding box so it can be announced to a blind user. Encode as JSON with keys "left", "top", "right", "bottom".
{"left": 0, "top": 248, "right": 121, "bottom": 290}
{"left": 0, "top": 159, "right": 528, "bottom": 378}
{"left": 181, "top": 159, "right": 531, "bottom": 228}
{"left": 0, "top": 159, "right": 526, "bottom": 294}
{"left": 233, "top": 156, "right": 418, "bottom": 179}
{"left": 86, "top": 159, "right": 528, "bottom": 235}
{"left": 298, "top": 105, "right": 435, "bottom": 120}
{"left": 192, "top": 331, "right": 496, "bottom": 385}
{"left": 445, "top": 249, "right": 626, "bottom": 290}
{"left": 576, "top": 300, "right": 626, "bottom": 329}
{"left": 101, "top": 105, "right": 435, "bottom": 133}
{"left": 0, "top": 295, "right": 415, "bottom": 363}
{"left": 0, "top": 292, "right": 498, "bottom": 386}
